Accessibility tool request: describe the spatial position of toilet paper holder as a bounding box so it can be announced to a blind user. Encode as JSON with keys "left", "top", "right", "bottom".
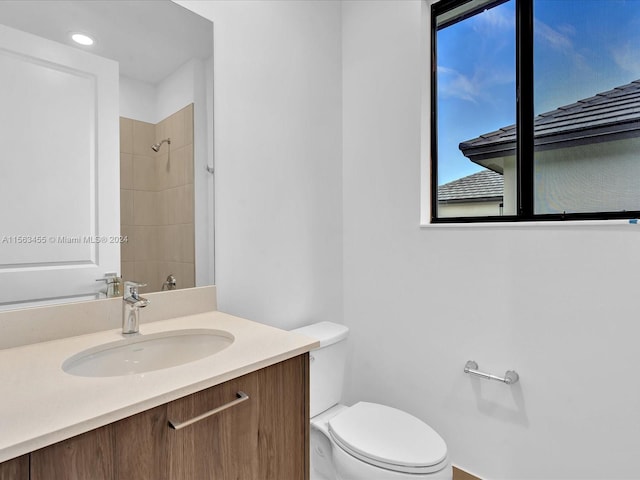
{"left": 464, "top": 360, "right": 519, "bottom": 385}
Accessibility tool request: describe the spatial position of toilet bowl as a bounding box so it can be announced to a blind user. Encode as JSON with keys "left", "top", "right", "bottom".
{"left": 292, "top": 322, "right": 452, "bottom": 480}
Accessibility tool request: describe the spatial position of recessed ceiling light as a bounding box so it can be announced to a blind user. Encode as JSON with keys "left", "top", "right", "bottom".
{"left": 71, "top": 33, "right": 94, "bottom": 46}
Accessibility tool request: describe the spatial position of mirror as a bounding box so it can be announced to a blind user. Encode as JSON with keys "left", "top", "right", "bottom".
{"left": 0, "top": 1, "right": 214, "bottom": 310}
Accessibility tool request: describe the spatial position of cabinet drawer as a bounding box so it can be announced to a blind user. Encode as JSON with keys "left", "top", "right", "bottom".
{"left": 168, "top": 372, "right": 259, "bottom": 478}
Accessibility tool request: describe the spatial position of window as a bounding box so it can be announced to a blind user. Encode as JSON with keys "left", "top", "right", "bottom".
{"left": 431, "top": 0, "right": 640, "bottom": 223}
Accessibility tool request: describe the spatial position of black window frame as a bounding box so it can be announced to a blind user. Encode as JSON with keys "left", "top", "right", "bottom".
{"left": 430, "top": 0, "right": 640, "bottom": 223}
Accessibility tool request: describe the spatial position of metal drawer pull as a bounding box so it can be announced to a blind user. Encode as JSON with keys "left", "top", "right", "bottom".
{"left": 168, "top": 391, "right": 249, "bottom": 430}
{"left": 464, "top": 360, "right": 519, "bottom": 385}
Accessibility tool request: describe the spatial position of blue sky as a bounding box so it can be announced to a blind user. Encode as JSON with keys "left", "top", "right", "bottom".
{"left": 436, "top": 0, "right": 640, "bottom": 185}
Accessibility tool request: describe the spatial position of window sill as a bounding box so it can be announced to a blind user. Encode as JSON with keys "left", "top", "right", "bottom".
{"left": 420, "top": 219, "right": 637, "bottom": 230}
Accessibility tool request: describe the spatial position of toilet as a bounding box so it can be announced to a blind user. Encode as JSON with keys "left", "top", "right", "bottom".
{"left": 292, "top": 322, "right": 452, "bottom": 480}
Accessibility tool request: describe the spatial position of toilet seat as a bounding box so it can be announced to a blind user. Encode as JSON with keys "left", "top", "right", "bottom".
{"left": 328, "top": 402, "right": 448, "bottom": 475}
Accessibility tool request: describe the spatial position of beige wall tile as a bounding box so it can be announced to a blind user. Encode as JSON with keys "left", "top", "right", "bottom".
{"left": 180, "top": 223, "right": 195, "bottom": 263}
{"left": 183, "top": 183, "right": 194, "bottom": 224}
{"left": 163, "top": 224, "right": 189, "bottom": 262}
{"left": 157, "top": 145, "right": 186, "bottom": 190}
{"left": 156, "top": 118, "right": 168, "bottom": 148}
{"left": 121, "top": 106, "right": 196, "bottom": 293}
{"left": 162, "top": 225, "right": 178, "bottom": 262}
{"left": 154, "top": 151, "right": 169, "bottom": 191}
{"left": 120, "top": 189, "right": 134, "bottom": 226}
{"left": 133, "top": 190, "right": 163, "bottom": 226}
{"left": 132, "top": 155, "right": 159, "bottom": 192}
{"left": 185, "top": 143, "right": 194, "bottom": 185}
{"left": 133, "top": 225, "right": 160, "bottom": 261}
{"left": 157, "top": 189, "right": 170, "bottom": 226}
{"left": 132, "top": 120, "right": 156, "bottom": 156}
{"left": 156, "top": 225, "right": 169, "bottom": 261}
{"left": 160, "top": 189, "right": 175, "bottom": 226}
{"left": 156, "top": 262, "right": 171, "bottom": 290}
{"left": 120, "top": 225, "right": 134, "bottom": 262}
{"left": 120, "top": 153, "right": 133, "bottom": 190}
{"left": 133, "top": 261, "right": 160, "bottom": 293}
{"left": 169, "top": 107, "right": 186, "bottom": 149}
{"left": 156, "top": 152, "right": 165, "bottom": 191}
{"left": 162, "top": 225, "right": 189, "bottom": 263}
{"left": 185, "top": 103, "right": 194, "bottom": 148}
{"left": 121, "top": 261, "right": 135, "bottom": 281}
{"left": 172, "top": 146, "right": 188, "bottom": 188}
{"left": 162, "top": 185, "right": 194, "bottom": 226}
{"left": 120, "top": 117, "right": 133, "bottom": 154}
{"left": 181, "top": 262, "right": 195, "bottom": 289}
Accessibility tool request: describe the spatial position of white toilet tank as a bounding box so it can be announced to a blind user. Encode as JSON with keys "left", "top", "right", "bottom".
{"left": 292, "top": 321, "right": 349, "bottom": 417}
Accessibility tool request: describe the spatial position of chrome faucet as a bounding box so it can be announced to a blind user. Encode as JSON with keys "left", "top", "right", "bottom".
{"left": 162, "top": 274, "right": 177, "bottom": 291}
{"left": 122, "top": 281, "right": 149, "bottom": 335}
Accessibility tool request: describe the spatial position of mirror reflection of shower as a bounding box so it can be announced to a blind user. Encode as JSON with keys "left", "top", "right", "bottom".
{"left": 120, "top": 104, "right": 195, "bottom": 294}
{"left": 151, "top": 138, "right": 171, "bottom": 152}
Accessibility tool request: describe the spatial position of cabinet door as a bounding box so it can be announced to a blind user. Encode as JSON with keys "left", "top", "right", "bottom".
{"left": 114, "top": 405, "right": 168, "bottom": 479}
{"left": 30, "top": 406, "right": 167, "bottom": 480}
{"left": 0, "top": 454, "right": 28, "bottom": 480}
{"left": 257, "top": 353, "right": 310, "bottom": 480}
{"left": 31, "top": 426, "right": 115, "bottom": 480}
{"left": 167, "top": 372, "right": 260, "bottom": 479}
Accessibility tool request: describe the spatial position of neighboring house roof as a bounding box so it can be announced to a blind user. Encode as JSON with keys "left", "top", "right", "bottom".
{"left": 459, "top": 79, "right": 640, "bottom": 163}
{"left": 438, "top": 169, "right": 503, "bottom": 203}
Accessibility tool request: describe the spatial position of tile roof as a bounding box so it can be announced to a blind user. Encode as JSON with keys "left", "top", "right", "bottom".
{"left": 459, "top": 79, "right": 640, "bottom": 160}
{"left": 438, "top": 169, "right": 503, "bottom": 202}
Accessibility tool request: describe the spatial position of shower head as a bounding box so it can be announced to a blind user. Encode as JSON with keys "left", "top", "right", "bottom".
{"left": 151, "top": 138, "right": 171, "bottom": 152}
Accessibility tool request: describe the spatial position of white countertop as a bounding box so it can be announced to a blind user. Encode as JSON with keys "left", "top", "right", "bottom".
{"left": 0, "top": 311, "right": 318, "bottom": 463}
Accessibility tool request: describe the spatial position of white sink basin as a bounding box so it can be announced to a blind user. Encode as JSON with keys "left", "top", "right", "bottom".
{"left": 62, "top": 329, "right": 234, "bottom": 377}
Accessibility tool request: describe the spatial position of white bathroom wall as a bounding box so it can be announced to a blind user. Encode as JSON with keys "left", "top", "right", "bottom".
{"left": 178, "top": 0, "right": 640, "bottom": 477}
{"left": 120, "top": 59, "right": 207, "bottom": 125}
{"left": 119, "top": 76, "right": 156, "bottom": 123}
{"left": 175, "top": 0, "right": 343, "bottom": 330}
{"left": 342, "top": 1, "right": 640, "bottom": 479}
{"left": 156, "top": 58, "right": 200, "bottom": 122}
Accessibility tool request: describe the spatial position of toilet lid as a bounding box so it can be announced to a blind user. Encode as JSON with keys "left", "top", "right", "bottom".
{"left": 328, "top": 402, "right": 448, "bottom": 474}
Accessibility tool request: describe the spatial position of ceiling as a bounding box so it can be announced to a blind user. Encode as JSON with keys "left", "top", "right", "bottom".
{"left": 0, "top": 0, "right": 213, "bottom": 84}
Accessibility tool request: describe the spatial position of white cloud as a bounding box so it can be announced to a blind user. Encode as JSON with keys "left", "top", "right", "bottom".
{"left": 438, "top": 65, "right": 514, "bottom": 104}
{"left": 437, "top": 66, "right": 480, "bottom": 103}
{"left": 611, "top": 42, "right": 640, "bottom": 76}
{"left": 473, "top": 7, "right": 513, "bottom": 34}
{"left": 535, "top": 19, "right": 574, "bottom": 53}
{"left": 534, "top": 19, "right": 588, "bottom": 71}
{"left": 557, "top": 23, "right": 576, "bottom": 37}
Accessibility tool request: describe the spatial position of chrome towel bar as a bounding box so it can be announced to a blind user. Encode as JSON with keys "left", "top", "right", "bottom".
{"left": 464, "top": 360, "right": 519, "bottom": 385}
{"left": 168, "top": 391, "right": 249, "bottom": 430}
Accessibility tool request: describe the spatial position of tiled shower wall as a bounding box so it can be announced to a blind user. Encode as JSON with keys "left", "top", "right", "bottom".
{"left": 119, "top": 104, "right": 195, "bottom": 292}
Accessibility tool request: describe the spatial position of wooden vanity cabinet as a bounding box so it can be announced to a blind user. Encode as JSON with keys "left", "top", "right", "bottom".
{"left": 0, "top": 455, "right": 28, "bottom": 480}
{"left": 22, "top": 354, "right": 309, "bottom": 480}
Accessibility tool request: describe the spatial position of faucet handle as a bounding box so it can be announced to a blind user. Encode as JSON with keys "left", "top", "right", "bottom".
{"left": 96, "top": 273, "right": 123, "bottom": 298}
{"left": 124, "top": 280, "right": 147, "bottom": 298}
